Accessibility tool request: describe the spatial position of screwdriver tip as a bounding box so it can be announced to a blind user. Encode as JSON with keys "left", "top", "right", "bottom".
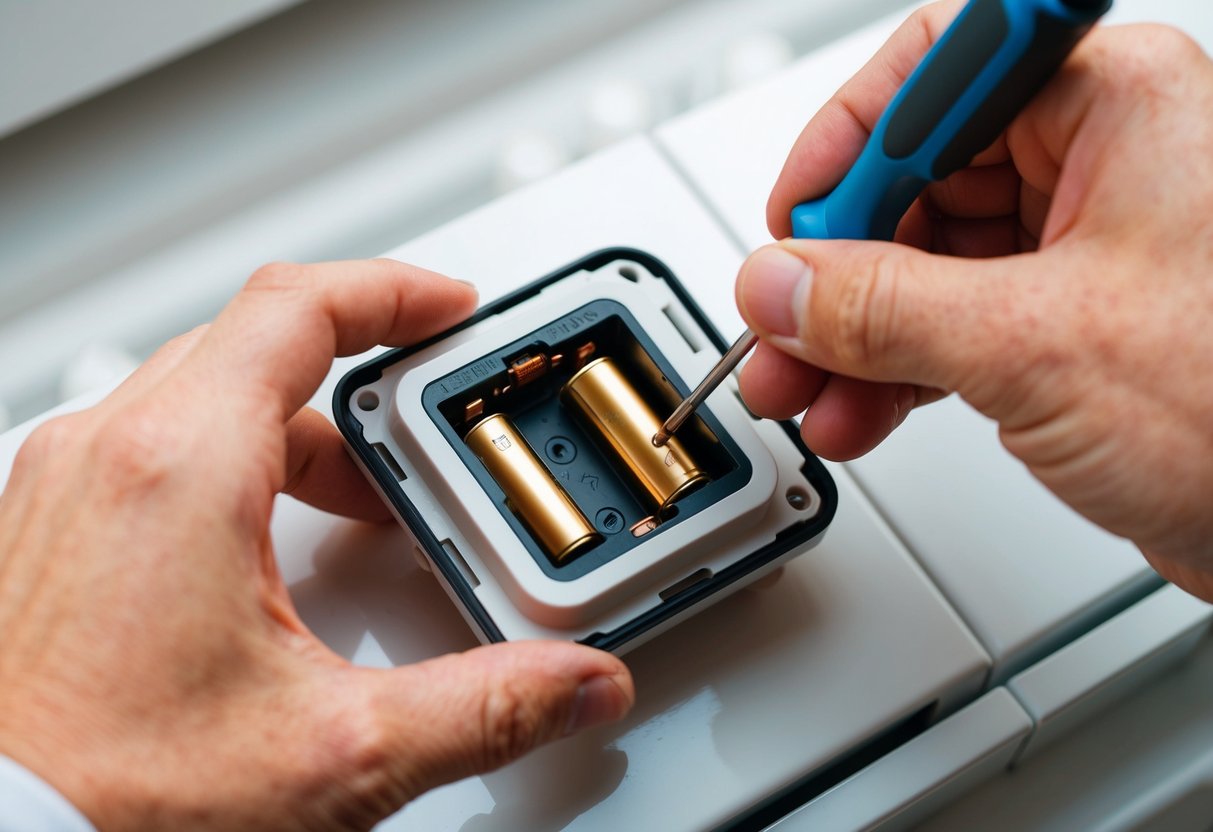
{"left": 652, "top": 428, "right": 671, "bottom": 448}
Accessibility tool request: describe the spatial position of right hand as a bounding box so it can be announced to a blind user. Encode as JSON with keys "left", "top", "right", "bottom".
{"left": 733, "top": 3, "right": 1213, "bottom": 599}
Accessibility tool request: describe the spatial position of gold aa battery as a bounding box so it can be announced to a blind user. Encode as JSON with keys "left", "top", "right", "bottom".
{"left": 465, "top": 413, "right": 599, "bottom": 564}
{"left": 562, "top": 357, "right": 709, "bottom": 514}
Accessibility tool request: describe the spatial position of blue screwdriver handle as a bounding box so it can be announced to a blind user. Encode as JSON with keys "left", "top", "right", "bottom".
{"left": 791, "top": 0, "right": 1111, "bottom": 241}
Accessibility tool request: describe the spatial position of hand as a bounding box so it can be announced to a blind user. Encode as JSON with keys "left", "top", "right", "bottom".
{"left": 734, "top": 3, "right": 1213, "bottom": 599}
{"left": 0, "top": 260, "right": 634, "bottom": 830}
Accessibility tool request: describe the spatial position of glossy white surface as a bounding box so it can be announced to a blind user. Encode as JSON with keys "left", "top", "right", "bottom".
{"left": 846, "top": 397, "right": 1157, "bottom": 682}
{"left": 1007, "top": 585, "right": 1213, "bottom": 762}
{"left": 654, "top": 0, "right": 1213, "bottom": 683}
{"left": 387, "top": 467, "right": 988, "bottom": 830}
{"left": 0, "top": 138, "right": 990, "bottom": 830}
{"left": 393, "top": 139, "right": 748, "bottom": 333}
{"left": 770, "top": 688, "right": 1032, "bottom": 832}
{"left": 923, "top": 632, "right": 1213, "bottom": 832}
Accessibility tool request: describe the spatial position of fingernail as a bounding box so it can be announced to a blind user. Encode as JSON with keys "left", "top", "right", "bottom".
{"left": 565, "top": 675, "right": 630, "bottom": 736}
{"left": 454, "top": 278, "right": 478, "bottom": 290}
{"left": 739, "top": 247, "right": 812, "bottom": 337}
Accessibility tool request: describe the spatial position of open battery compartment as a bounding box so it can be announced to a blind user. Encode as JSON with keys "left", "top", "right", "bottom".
{"left": 423, "top": 300, "right": 750, "bottom": 582}
{"left": 335, "top": 249, "right": 837, "bottom": 651}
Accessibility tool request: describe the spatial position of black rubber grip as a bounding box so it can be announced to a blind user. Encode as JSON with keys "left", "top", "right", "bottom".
{"left": 882, "top": 0, "right": 1010, "bottom": 160}
{"left": 931, "top": 12, "right": 1092, "bottom": 178}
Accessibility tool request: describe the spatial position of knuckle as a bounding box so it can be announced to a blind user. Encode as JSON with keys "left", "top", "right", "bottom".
{"left": 1094, "top": 26, "right": 1202, "bottom": 96}
{"left": 243, "top": 262, "right": 327, "bottom": 333}
{"left": 904, "top": 5, "right": 932, "bottom": 37}
{"left": 1134, "top": 24, "right": 1203, "bottom": 67}
{"left": 478, "top": 682, "right": 545, "bottom": 771}
{"left": 830, "top": 250, "right": 901, "bottom": 369}
{"left": 917, "top": 0, "right": 966, "bottom": 40}
{"left": 89, "top": 408, "right": 185, "bottom": 492}
{"left": 15, "top": 415, "right": 84, "bottom": 469}
{"left": 245, "top": 261, "right": 306, "bottom": 294}
{"left": 148, "top": 324, "right": 210, "bottom": 365}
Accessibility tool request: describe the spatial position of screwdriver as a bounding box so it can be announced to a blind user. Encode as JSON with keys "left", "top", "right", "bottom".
{"left": 654, "top": 0, "right": 1112, "bottom": 448}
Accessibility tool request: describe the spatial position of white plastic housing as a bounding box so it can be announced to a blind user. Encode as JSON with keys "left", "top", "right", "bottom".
{"left": 342, "top": 257, "right": 826, "bottom": 652}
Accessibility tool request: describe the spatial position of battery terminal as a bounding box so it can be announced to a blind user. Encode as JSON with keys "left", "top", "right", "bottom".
{"left": 467, "top": 342, "right": 601, "bottom": 420}
{"left": 463, "top": 398, "right": 485, "bottom": 423}
{"left": 630, "top": 516, "right": 658, "bottom": 537}
{"left": 574, "top": 342, "right": 596, "bottom": 368}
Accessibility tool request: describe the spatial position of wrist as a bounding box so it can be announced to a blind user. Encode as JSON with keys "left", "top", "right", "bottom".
{"left": 0, "top": 697, "right": 136, "bottom": 832}
{"left": 0, "top": 752, "right": 96, "bottom": 832}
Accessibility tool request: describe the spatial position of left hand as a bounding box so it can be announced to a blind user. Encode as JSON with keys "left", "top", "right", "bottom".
{"left": 0, "top": 259, "right": 634, "bottom": 830}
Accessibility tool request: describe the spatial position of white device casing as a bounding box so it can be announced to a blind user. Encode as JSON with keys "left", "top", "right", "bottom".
{"left": 342, "top": 257, "right": 825, "bottom": 652}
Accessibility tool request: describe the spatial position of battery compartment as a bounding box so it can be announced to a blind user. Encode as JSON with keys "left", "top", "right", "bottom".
{"left": 422, "top": 299, "right": 749, "bottom": 582}
{"left": 337, "top": 250, "right": 835, "bottom": 645}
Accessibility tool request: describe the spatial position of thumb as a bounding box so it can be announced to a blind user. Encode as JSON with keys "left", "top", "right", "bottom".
{"left": 736, "top": 240, "right": 1033, "bottom": 406}
{"left": 366, "top": 641, "right": 633, "bottom": 803}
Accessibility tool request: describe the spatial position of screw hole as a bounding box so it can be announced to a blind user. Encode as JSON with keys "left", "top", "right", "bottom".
{"left": 786, "top": 486, "right": 810, "bottom": 511}
{"left": 595, "top": 507, "right": 625, "bottom": 534}
{"left": 618, "top": 266, "right": 639, "bottom": 282}
{"left": 357, "top": 390, "right": 380, "bottom": 411}
{"left": 544, "top": 435, "right": 577, "bottom": 463}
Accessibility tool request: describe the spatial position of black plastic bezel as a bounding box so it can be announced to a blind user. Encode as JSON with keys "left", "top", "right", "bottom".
{"left": 422, "top": 298, "right": 753, "bottom": 581}
{"left": 332, "top": 248, "right": 838, "bottom": 650}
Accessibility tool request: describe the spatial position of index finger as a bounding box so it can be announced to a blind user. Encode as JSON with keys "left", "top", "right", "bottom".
{"left": 179, "top": 258, "right": 477, "bottom": 422}
{"left": 767, "top": 0, "right": 970, "bottom": 238}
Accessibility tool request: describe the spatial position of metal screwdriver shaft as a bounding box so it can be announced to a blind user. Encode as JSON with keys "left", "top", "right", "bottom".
{"left": 653, "top": 329, "right": 758, "bottom": 447}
